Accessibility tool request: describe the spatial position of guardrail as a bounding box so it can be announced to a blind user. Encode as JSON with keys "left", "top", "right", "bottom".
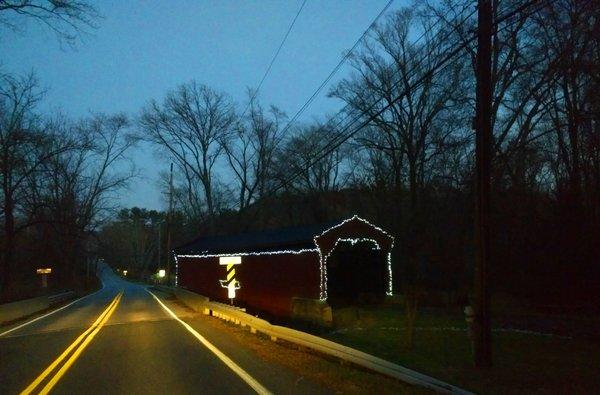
{"left": 156, "top": 286, "right": 472, "bottom": 394}
{"left": 48, "top": 291, "right": 75, "bottom": 305}
{"left": 0, "top": 290, "right": 75, "bottom": 324}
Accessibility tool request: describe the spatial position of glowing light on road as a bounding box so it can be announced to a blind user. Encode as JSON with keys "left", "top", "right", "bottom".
{"left": 158, "top": 269, "right": 166, "bottom": 278}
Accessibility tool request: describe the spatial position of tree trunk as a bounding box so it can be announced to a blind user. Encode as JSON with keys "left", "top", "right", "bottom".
{"left": 405, "top": 158, "right": 420, "bottom": 350}
{"left": 473, "top": 0, "right": 493, "bottom": 368}
{"left": 1, "top": 194, "right": 15, "bottom": 299}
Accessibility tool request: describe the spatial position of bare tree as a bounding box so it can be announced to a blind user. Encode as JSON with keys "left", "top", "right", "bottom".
{"left": 140, "top": 82, "right": 236, "bottom": 221}
{"left": 329, "top": 7, "right": 467, "bottom": 349}
{"left": 0, "top": 0, "right": 98, "bottom": 44}
{"left": 330, "top": 8, "right": 466, "bottom": 213}
{"left": 531, "top": 0, "right": 599, "bottom": 211}
{"left": 0, "top": 74, "right": 76, "bottom": 295}
{"left": 29, "top": 113, "right": 135, "bottom": 282}
{"left": 275, "top": 122, "right": 349, "bottom": 194}
{"left": 428, "top": 0, "right": 578, "bottom": 187}
{"left": 221, "top": 91, "right": 286, "bottom": 211}
{"left": 98, "top": 208, "right": 163, "bottom": 279}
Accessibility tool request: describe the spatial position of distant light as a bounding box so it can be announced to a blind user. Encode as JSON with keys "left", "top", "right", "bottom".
{"left": 158, "top": 269, "right": 166, "bottom": 278}
{"left": 36, "top": 268, "right": 52, "bottom": 274}
{"left": 123, "top": 270, "right": 128, "bottom": 276}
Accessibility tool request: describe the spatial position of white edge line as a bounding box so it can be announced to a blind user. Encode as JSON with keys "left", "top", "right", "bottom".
{"left": 0, "top": 281, "right": 105, "bottom": 338}
{"left": 146, "top": 289, "right": 272, "bottom": 395}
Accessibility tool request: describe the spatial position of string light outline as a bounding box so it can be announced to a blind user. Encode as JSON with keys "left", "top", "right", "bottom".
{"left": 177, "top": 249, "right": 319, "bottom": 259}
{"left": 175, "top": 215, "right": 394, "bottom": 300}
{"left": 313, "top": 215, "right": 394, "bottom": 299}
{"left": 174, "top": 253, "right": 179, "bottom": 286}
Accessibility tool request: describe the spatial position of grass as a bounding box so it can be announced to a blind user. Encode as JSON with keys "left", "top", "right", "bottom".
{"left": 322, "top": 305, "right": 600, "bottom": 394}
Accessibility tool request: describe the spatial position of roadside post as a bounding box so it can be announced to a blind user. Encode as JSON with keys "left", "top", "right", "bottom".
{"left": 219, "top": 256, "right": 241, "bottom": 305}
{"left": 464, "top": 305, "right": 475, "bottom": 355}
{"left": 36, "top": 268, "right": 52, "bottom": 288}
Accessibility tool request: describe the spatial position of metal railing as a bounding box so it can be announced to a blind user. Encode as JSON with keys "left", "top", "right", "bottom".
{"left": 47, "top": 291, "right": 75, "bottom": 304}
{"left": 156, "top": 286, "right": 472, "bottom": 394}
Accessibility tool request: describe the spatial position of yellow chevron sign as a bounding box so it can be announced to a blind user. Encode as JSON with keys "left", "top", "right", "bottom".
{"left": 219, "top": 256, "right": 241, "bottom": 299}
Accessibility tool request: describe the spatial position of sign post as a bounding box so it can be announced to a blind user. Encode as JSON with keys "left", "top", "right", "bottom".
{"left": 36, "top": 268, "right": 52, "bottom": 288}
{"left": 219, "top": 256, "right": 241, "bottom": 304}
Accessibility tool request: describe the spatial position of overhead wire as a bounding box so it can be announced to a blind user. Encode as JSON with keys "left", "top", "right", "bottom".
{"left": 269, "top": 0, "right": 548, "bottom": 194}
{"left": 270, "top": 1, "right": 478, "bottom": 192}
{"left": 265, "top": 0, "right": 468, "bottom": 192}
{"left": 240, "top": 0, "right": 308, "bottom": 119}
{"left": 273, "top": 0, "right": 397, "bottom": 137}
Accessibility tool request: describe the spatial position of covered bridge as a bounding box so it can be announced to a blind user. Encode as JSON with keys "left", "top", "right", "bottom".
{"left": 174, "top": 216, "right": 394, "bottom": 318}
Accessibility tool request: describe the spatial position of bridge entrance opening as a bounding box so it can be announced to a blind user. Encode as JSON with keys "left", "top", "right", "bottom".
{"left": 326, "top": 240, "right": 386, "bottom": 307}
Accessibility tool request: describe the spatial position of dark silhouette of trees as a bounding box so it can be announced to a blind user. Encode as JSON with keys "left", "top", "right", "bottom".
{"left": 0, "top": 0, "right": 98, "bottom": 44}
{"left": 140, "top": 82, "right": 236, "bottom": 222}
{"left": 328, "top": 7, "right": 469, "bottom": 347}
{"left": 0, "top": 74, "right": 134, "bottom": 299}
{"left": 221, "top": 91, "right": 286, "bottom": 211}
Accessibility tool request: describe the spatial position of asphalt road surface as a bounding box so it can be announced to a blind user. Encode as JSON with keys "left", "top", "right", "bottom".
{"left": 0, "top": 265, "right": 332, "bottom": 394}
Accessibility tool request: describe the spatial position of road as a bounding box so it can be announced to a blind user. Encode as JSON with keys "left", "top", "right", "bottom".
{"left": 0, "top": 265, "right": 332, "bottom": 394}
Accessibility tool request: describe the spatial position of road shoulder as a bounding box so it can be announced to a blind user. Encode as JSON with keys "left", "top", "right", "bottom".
{"left": 151, "top": 289, "right": 427, "bottom": 394}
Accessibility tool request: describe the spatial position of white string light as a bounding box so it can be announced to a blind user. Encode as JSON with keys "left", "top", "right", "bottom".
{"left": 175, "top": 215, "right": 394, "bottom": 301}
{"left": 173, "top": 253, "right": 179, "bottom": 286}
{"left": 177, "top": 248, "right": 318, "bottom": 259}
{"left": 313, "top": 216, "right": 394, "bottom": 299}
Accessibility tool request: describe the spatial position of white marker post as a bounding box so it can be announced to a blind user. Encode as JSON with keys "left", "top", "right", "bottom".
{"left": 36, "top": 268, "right": 52, "bottom": 288}
{"left": 219, "top": 256, "right": 241, "bottom": 304}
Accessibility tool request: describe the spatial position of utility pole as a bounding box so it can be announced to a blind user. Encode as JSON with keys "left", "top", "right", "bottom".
{"left": 166, "top": 163, "right": 174, "bottom": 284}
{"left": 474, "top": 0, "right": 493, "bottom": 368}
{"left": 157, "top": 224, "right": 161, "bottom": 271}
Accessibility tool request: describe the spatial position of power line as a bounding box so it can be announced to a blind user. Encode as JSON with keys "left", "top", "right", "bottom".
{"left": 271, "top": 1, "right": 479, "bottom": 192}
{"left": 303, "top": 0, "right": 548, "bottom": 182}
{"left": 274, "top": 0, "right": 396, "bottom": 137}
{"left": 270, "top": 0, "right": 547, "bottom": 194}
{"left": 278, "top": 0, "right": 476, "bottom": 175}
{"left": 240, "top": 0, "right": 308, "bottom": 118}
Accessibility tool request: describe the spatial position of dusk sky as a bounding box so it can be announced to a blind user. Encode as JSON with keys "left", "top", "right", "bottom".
{"left": 1, "top": 0, "right": 405, "bottom": 210}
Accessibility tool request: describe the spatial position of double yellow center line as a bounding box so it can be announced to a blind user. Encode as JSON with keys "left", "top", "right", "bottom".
{"left": 21, "top": 291, "right": 123, "bottom": 395}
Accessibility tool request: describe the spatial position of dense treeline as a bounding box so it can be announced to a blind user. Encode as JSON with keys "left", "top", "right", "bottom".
{"left": 0, "top": 74, "right": 134, "bottom": 301}
{"left": 0, "top": 1, "right": 108, "bottom": 301}
{"left": 1, "top": 1, "right": 598, "bottom": 308}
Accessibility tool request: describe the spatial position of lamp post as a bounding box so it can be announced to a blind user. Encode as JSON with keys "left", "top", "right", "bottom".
{"left": 158, "top": 222, "right": 161, "bottom": 273}
{"left": 156, "top": 219, "right": 166, "bottom": 283}
{"left": 474, "top": 0, "right": 493, "bottom": 368}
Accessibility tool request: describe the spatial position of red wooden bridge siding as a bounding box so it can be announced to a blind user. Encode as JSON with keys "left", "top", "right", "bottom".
{"left": 178, "top": 251, "right": 321, "bottom": 316}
